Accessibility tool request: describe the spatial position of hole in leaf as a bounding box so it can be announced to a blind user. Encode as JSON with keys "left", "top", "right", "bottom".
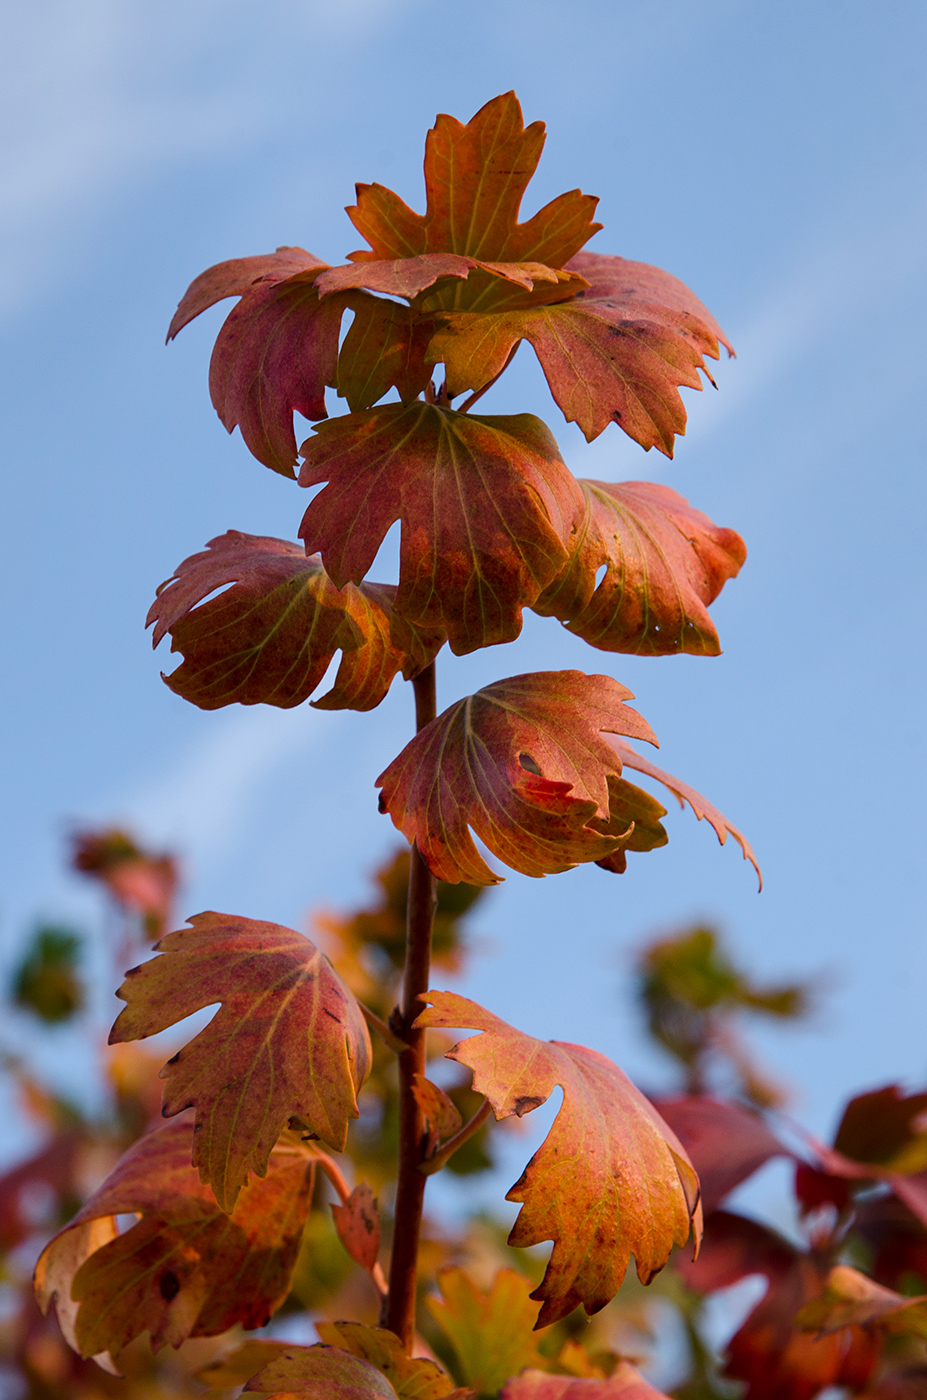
{"left": 518, "top": 753, "right": 542, "bottom": 776}
{"left": 594, "top": 564, "right": 608, "bottom": 590}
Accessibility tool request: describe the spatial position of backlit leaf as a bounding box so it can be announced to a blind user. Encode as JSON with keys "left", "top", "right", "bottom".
{"left": 796, "top": 1265, "right": 927, "bottom": 1339}
{"left": 208, "top": 271, "right": 344, "bottom": 477}
{"left": 534, "top": 481, "right": 746, "bottom": 656}
{"left": 147, "top": 532, "right": 443, "bottom": 713}
{"left": 336, "top": 294, "right": 433, "bottom": 412}
{"left": 376, "top": 671, "right": 659, "bottom": 884}
{"left": 501, "top": 1364, "right": 673, "bottom": 1400}
{"left": 109, "top": 913, "right": 372, "bottom": 1210}
{"left": 247, "top": 1345, "right": 400, "bottom": 1400}
{"left": 611, "top": 741, "right": 762, "bottom": 887}
{"left": 416, "top": 993, "right": 702, "bottom": 1327}
{"left": 425, "top": 1267, "right": 545, "bottom": 1395}
{"left": 346, "top": 93, "right": 601, "bottom": 282}
{"left": 166, "top": 247, "right": 327, "bottom": 341}
{"left": 299, "top": 404, "right": 583, "bottom": 655}
{"left": 331, "top": 1183, "right": 380, "bottom": 1273}
{"left": 34, "top": 1119, "right": 314, "bottom": 1358}
{"left": 413, "top": 1075, "right": 464, "bottom": 1149}
{"left": 315, "top": 1321, "right": 465, "bottom": 1400}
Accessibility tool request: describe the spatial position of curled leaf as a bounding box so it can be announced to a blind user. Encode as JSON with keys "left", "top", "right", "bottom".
{"left": 376, "top": 671, "right": 658, "bottom": 884}
{"left": 611, "top": 740, "right": 762, "bottom": 888}
{"left": 299, "top": 404, "right": 583, "bottom": 654}
{"left": 534, "top": 480, "right": 746, "bottom": 656}
{"left": 147, "top": 531, "right": 442, "bottom": 713}
{"left": 166, "top": 246, "right": 328, "bottom": 342}
{"left": 416, "top": 992, "right": 702, "bottom": 1327}
{"left": 109, "top": 913, "right": 372, "bottom": 1210}
{"left": 34, "top": 1120, "right": 314, "bottom": 1358}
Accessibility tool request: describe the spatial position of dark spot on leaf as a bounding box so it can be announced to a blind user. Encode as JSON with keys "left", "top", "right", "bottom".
{"left": 166, "top": 1052, "right": 181, "bottom": 1065}
{"left": 518, "top": 752, "right": 542, "bottom": 776}
{"left": 159, "top": 1271, "right": 180, "bottom": 1301}
{"left": 125, "top": 965, "right": 141, "bottom": 977}
{"left": 514, "top": 1094, "right": 546, "bottom": 1117}
{"left": 378, "top": 792, "right": 387, "bottom": 814}
{"left": 322, "top": 1007, "right": 340, "bottom": 1022}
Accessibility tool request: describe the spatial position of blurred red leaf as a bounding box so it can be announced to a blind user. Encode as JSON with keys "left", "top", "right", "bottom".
{"left": 501, "top": 1366, "right": 672, "bottom": 1400}
{"left": 533, "top": 480, "right": 746, "bottom": 656}
{"left": 72, "top": 827, "right": 178, "bottom": 940}
{"left": 34, "top": 1119, "right": 314, "bottom": 1358}
{"left": 331, "top": 1183, "right": 381, "bottom": 1273}
{"left": 417, "top": 991, "right": 702, "bottom": 1327}
{"left": 834, "top": 1086, "right": 927, "bottom": 1173}
{"left": 147, "top": 532, "right": 443, "bottom": 713}
{"left": 796, "top": 1264, "right": 927, "bottom": 1338}
{"left": 299, "top": 404, "right": 583, "bottom": 655}
{"left": 110, "top": 913, "right": 372, "bottom": 1210}
{"left": 653, "top": 1096, "right": 789, "bottom": 1212}
{"left": 376, "top": 671, "right": 658, "bottom": 884}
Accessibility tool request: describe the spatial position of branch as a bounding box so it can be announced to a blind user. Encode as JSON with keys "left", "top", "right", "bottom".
{"left": 418, "top": 1098, "right": 493, "bottom": 1176}
{"left": 360, "top": 1000, "right": 407, "bottom": 1055}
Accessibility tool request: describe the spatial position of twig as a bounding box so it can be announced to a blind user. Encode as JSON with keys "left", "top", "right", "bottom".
{"left": 360, "top": 1001, "right": 407, "bottom": 1055}
{"left": 419, "top": 1098, "right": 493, "bottom": 1176}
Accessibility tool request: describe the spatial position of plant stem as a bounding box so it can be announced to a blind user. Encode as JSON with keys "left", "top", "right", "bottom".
{"left": 385, "top": 661, "right": 437, "bottom": 1348}
{"left": 419, "top": 1098, "right": 492, "bottom": 1176}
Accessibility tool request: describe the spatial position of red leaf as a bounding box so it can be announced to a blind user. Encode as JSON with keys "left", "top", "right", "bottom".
{"left": 34, "top": 1119, "right": 314, "bottom": 1358}
{"left": 416, "top": 992, "right": 702, "bottom": 1327}
{"left": 72, "top": 828, "right": 178, "bottom": 940}
{"left": 534, "top": 481, "right": 746, "bottom": 656}
{"left": 376, "top": 671, "right": 659, "bottom": 884}
{"left": 166, "top": 246, "right": 327, "bottom": 341}
{"left": 208, "top": 271, "right": 344, "bottom": 477}
{"left": 331, "top": 1183, "right": 381, "bottom": 1273}
{"left": 611, "top": 740, "right": 762, "bottom": 887}
{"left": 834, "top": 1085, "right": 927, "bottom": 1173}
{"left": 501, "top": 1365, "right": 672, "bottom": 1400}
{"left": 109, "top": 912, "right": 372, "bottom": 1210}
{"left": 653, "top": 1096, "right": 789, "bottom": 1212}
{"left": 336, "top": 294, "right": 433, "bottom": 412}
{"left": 299, "top": 404, "right": 583, "bottom": 655}
{"left": 566, "top": 252, "right": 733, "bottom": 357}
{"left": 147, "top": 532, "right": 443, "bottom": 713}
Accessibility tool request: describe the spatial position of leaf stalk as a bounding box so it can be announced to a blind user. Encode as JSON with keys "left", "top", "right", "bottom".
{"left": 419, "top": 1098, "right": 493, "bottom": 1176}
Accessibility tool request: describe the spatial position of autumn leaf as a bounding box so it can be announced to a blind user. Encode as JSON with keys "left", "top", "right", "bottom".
{"left": 413, "top": 1075, "right": 464, "bottom": 1152}
{"left": 166, "top": 246, "right": 328, "bottom": 341}
{"left": 611, "top": 740, "right": 762, "bottom": 887}
{"left": 376, "top": 671, "right": 659, "bottom": 884}
{"left": 147, "top": 532, "right": 443, "bottom": 713}
{"left": 315, "top": 1321, "right": 466, "bottom": 1399}
{"left": 336, "top": 293, "right": 433, "bottom": 412}
{"left": 109, "top": 912, "right": 372, "bottom": 1211}
{"left": 676, "top": 1211, "right": 879, "bottom": 1400}
{"left": 34, "top": 1119, "right": 314, "bottom": 1359}
{"left": 653, "top": 1097, "right": 790, "bottom": 1213}
{"left": 500, "top": 1364, "right": 673, "bottom": 1400}
{"left": 298, "top": 404, "right": 584, "bottom": 655}
{"left": 796, "top": 1265, "right": 927, "bottom": 1339}
{"left": 834, "top": 1086, "right": 927, "bottom": 1174}
{"left": 345, "top": 94, "right": 601, "bottom": 298}
{"left": 425, "top": 1268, "right": 546, "bottom": 1395}
{"left": 331, "top": 1184, "right": 381, "bottom": 1273}
{"left": 72, "top": 827, "right": 178, "bottom": 940}
{"left": 416, "top": 994, "right": 702, "bottom": 1327}
{"left": 533, "top": 481, "right": 746, "bottom": 656}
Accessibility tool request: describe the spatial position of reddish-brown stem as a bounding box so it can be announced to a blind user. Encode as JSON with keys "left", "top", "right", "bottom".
{"left": 384, "top": 661, "right": 438, "bottom": 1348}
{"left": 419, "top": 1098, "right": 492, "bottom": 1176}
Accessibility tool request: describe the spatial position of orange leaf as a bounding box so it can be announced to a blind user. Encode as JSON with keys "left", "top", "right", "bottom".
{"left": 412, "top": 1074, "right": 464, "bottom": 1149}
{"left": 534, "top": 481, "right": 746, "bottom": 656}
{"left": 247, "top": 1345, "right": 401, "bottom": 1400}
{"left": 416, "top": 992, "right": 702, "bottom": 1327}
{"left": 501, "top": 1364, "right": 673, "bottom": 1400}
{"left": 331, "top": 1183, "right": 381, "bottom": 1273}
{"left": 147, "top": 532, "right": 443, "bottom": 713}
{"left": 336, "top": 293, "right": 433, "bottom": 412}
{"left": 314, "top": 1322, "right": 465, "bottom": 1399}
{"left": 376, "top": 671, "right": 659, "bottom": 884}
{"left": 346, "top": 93, "right": 600, "bottom": 273}
{"left": 796, "top": 1265, "right": 927, "bottom": 1338}
{"left": 299, "top": 404, "right": 583, "bottom": 655}
{"left": 611, "top": 740, "right": 762, "bottom": 887}
{"left": 34, "top": 1119, "right": 314, "bottom": 1358}
{"left": 109, "top": 913, "right": 372, "bottom": 1210}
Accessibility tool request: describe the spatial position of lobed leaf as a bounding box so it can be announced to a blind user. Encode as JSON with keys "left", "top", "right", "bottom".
{"left": 315, "top": 1322, "right": 466, "bottom": 1399}
{"left": 425, "top": 1267, "right": 545, "bottom": 1395}
{"left": 500, "top": 1365, "right": 673, "bottom": 1400}
{"left": 533, "top": 481, "right": 746, "bottom": 656}
{"left": 34, "top": 1119, "right": 314, "bottom": 1358}
{"left": 416, "top": 993, "right": 702, "bottom": 1327}
{"left": 109, "top": 912, "right": 372, "bottom": 1210}
{"left": 299, "top": 404, "right": 584, "bottom": 655}
{"left": 346, "top": 94, "right": 601, "bottom": 291}
{"left": 336, "top": 293, "right": 433, "bottom": 411}
{"left": 376, "top": 671, "right": 659, "bottom": 884}
{"left": 147, "top": 531, "right": 443, "bottom": 713}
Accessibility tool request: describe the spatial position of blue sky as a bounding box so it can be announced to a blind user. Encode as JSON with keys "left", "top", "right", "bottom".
{"left": 2, "top": 0, "right": 926, "bottom": 1207}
